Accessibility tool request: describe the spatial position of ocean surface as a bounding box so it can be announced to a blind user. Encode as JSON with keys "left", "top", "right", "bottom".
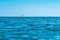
{"left": 0, "top": 17, "right": 60, "bottom": 40}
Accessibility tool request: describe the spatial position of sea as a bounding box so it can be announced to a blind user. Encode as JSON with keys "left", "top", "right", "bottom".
{"left": 0, "top": 17, "right": 60, "bottom": 40}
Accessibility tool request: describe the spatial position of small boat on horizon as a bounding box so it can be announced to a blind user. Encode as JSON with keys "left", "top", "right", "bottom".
{"left": 20, "top": 15, "right": 24, "bottom": 19}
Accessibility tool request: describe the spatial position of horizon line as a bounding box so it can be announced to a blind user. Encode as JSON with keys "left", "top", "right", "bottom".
{"left": 0, "top": 16, "right": 60, "bottom": 17}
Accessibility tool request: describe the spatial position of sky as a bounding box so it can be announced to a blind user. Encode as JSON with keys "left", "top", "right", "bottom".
{"left": 0, "top": 0, "right": 60, "bottom": 17}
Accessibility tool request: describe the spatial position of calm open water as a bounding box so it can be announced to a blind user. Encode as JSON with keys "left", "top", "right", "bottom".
{"left": 0, "top": 17, "right": 60, "bottom": 40}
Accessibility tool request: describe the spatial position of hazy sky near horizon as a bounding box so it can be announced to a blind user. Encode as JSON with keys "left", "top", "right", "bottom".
{"left": 0, "top": 0, "right": 60, "bottom": 16}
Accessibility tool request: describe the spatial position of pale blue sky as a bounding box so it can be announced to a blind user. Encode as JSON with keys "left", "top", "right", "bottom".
{"left": 0, "top": 0, "right": 60, "bottom": 16}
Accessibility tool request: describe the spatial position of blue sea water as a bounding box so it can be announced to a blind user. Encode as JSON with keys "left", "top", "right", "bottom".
{"left": 0, "top": 17, "right": 60, "bottom": 40}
